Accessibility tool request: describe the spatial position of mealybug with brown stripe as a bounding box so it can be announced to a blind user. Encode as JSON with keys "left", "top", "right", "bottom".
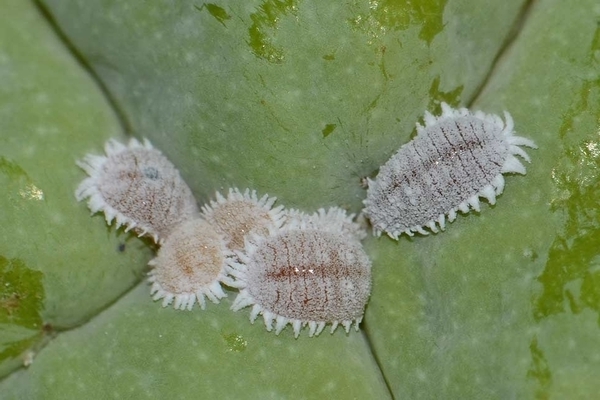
{"left": 227, "top": 213, "right": 371, "bottom": 338}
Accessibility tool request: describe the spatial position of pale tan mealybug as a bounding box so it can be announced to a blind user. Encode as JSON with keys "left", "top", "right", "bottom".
{"left": 228, "top": 216, "right": 372, "bottom": 338}
{"left": 364, "top": 102, "right": 537, "bottom": 239}
{"left": 75, "top": 138, "right": 199, "bottom": 243}
{"left": 201, "top": 188, "right": 285, "bottom": 251}
{"left": 148, "top": 218, "right": 233, "bottom": 310}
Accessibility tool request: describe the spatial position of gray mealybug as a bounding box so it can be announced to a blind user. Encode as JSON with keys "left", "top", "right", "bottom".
{"left": 228, "top": 216, "right": 371, "bottom": 338}
{"left": 75, "top": 138, "right": 199, "bottom": 243}
{"left": 364, "top": 102, "right": 537, "bottom": 239}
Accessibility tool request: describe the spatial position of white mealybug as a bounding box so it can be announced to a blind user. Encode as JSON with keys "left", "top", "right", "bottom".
{"left": 148, "top": 218, "right": 233, "bottom": 310}
{"left": 201, "top": 188, "right": 285, "bottom": 251}
{"left": 364, "top": 102, "right": 537, "bottom": 239}
{"left": 75, "top": 138, "right": 199, "bottom": 243}
{"left": 228, "top": 217, "right": 372, "bottom": 338}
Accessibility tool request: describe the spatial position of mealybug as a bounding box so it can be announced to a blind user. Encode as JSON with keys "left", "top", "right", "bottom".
{"left": 364, "top": 102, "right": 537, "bottom": 239}
{"left": 75, "top": 138, "right": 199, "bottom": 243}
{"left": 201, "top": 188, "right": 284, "bottom": 251}
{"left": 228, "top": 218, "right": 372, "bottom": 338}
{"left": 148, "top": 218, "right": 233, "bottom": 310}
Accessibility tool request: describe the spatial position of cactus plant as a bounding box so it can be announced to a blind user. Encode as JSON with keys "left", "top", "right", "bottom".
{"left": 2, "top": 0, "right": 600, "bottom": 398}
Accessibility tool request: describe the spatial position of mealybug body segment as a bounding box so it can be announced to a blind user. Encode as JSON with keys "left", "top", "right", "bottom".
{"left": 364, "top": 103, "right": 536, "bottom": 239}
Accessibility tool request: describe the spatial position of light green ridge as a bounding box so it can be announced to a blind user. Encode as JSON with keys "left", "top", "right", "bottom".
{"left": 0, "top": 284, "right": 391, "bottom": 399}
{"left": 0, "top": 0, "right": 151, "bottom": 378}
{"left": 366, "top": 0, "right": 600, "bottom": 397}
{"left": 39, "top": 0, "right": 525, "bottom": 211}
